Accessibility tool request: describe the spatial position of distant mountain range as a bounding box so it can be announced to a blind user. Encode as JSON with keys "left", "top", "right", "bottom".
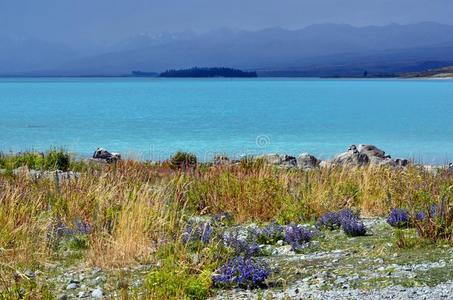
{"left": 0, "top": 35, "right": 79, "bottom": 74}
{"left": 3, "top": 22, "right": 453, "bottom": 77}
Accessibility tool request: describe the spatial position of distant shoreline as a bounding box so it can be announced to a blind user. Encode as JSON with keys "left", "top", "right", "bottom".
{"left": 1, "top": 75, "right": 452, "bottom": 79}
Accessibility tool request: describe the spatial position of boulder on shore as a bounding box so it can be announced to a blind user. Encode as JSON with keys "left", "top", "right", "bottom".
{"left": 357, "top": 144, "right": 388, "bottom": 159}
{"left": 92, "top": 148, "right": 121, "bottom": 163}
{"left": 297, "top": 153, "right": 320, "bottom": 170}
{"left": 330, "top": 144, "right": 410, "bottom": 168}
{"left": 208, "top": 145, "right": 413, "bottom": 169}
{"left": 280, "top": 155, "right": 297, "bottom": 168}
{"left": 331, "top": 145, "right": 369, "bottom": 167}
{"left": 258, "top": 154, "right": 297, "bottom": 168}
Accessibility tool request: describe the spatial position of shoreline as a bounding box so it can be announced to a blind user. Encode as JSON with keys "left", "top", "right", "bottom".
{"left": 2, "top": 144, "right": 452, "bottom": 170}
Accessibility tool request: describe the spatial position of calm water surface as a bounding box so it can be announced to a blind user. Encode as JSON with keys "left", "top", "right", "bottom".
{"left": 0, "top": 78, "right": 452, "bottom": 163}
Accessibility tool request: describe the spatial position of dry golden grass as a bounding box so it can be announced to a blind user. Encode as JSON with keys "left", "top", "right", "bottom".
{"left": 0, "top": 160, "right": 452, "bottom": 273}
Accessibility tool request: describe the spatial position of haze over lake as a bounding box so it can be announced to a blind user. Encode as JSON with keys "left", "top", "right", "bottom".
{"left": 1, "top": 77, "right": 452, "bottom": 163}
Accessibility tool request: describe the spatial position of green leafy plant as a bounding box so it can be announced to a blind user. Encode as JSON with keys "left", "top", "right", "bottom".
{"left": 169, "top": 151, "right": 198, "bottom": 170}
{"left": 394, "top": 229, "right": 417, "bottom": 249}
{"left": 44, "top": 148, "right": 70, "bottom": 171}
{"left": 145, "top": 258, "right": 211, "bottom": 299}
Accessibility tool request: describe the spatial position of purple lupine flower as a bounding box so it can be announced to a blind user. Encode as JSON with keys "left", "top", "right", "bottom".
{"left": 49, "top": 219, "right": 92, "bottom": 238}
{"left": 224, "top": 231, "right": 261, "bottom": 257}
{"left": 416, "top": 211, "right": 426, "bottom": 221}
{"left": 341, "top": 218, "right": 367, "bottom": 236}
{"left": 284, "top": 224, "right": 315, "bottom": 251}
{"left": 54, "top": 222, "right": 73, "bottom": 237}
{"left": 181, "top": 223, "right": 193, "bottom": 244}
{"left": 317, "top": 212, "right": 342, "bottom": 230}
{"left": 387, "top": 208, "right": 410, "bottom": 228}
{"left": 416, "top": 203, "right": 442, "bottom": 222}
{"left": 416, "top": 200, "right": 449, "bottom": 221}
{"left": 46, "top": 219, "right": 93, "bottom": 248}
{"left": 212, "top": 212, "right": 234, "bottom": 225}
{"left": 429, "top": 204, "right": 438, "bottom": 218}
{"left": 182, "top": 221, "right": 213, "bottom": 244}
{"left": 212, "top": 257, "right": 270, "bottom": 288}
{"left": 201, "top": 223, "right": 213, "bottom": 244}
{"left": 317, "top": 209, "right": 358, "bottom": 230}
{"left": 338, "top": 208, "right": 359, "bottom": 222}
{"left": 317, "top": 208, "right": 366, "bottom": 236}
{"left": 250, "top": 222, "right": 284, "bottom": 245}
{"left": 74, "top": 219, "right": 93, "bottom": 234}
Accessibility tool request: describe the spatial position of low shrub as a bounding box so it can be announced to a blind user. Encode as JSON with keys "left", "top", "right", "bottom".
{"left": 414, "top": 190, "right": 453, "bottom": 242}
{"left": 44, "top": 148, "right": 71, "bottom": 171}
{"left": 212, "top": 257, "right": 270, "bottom": 288}
{"left": 0, "top": 278, "right": 53, "bottom": 300}
{"left": 14, "top": 152, "right": 44, "bottom": 170}
{"left": 0, "top": 149, "right": 71, "bottom": 171}
{"left": 394, "top": 229, "right": 417, "bottom": 249}
{"left": 170, "top": 151, "right": 198, "bottom": 169}
{"left": 0, "top": 151, "right": 43, "bottom": 170}
{"left": 66, "top": 235, "right": 89, "bottom": 251}
{"left": 145, "top": 260, "right": 211, "bottom": 299}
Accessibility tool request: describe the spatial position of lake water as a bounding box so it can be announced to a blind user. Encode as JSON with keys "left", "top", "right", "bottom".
{"left": 1, "top": 77, "right": 452, "bottom": 163}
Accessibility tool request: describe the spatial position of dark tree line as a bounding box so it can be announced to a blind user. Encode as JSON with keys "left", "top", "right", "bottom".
{"left": 159, "top": 67, "right": 257, "bottom": 78}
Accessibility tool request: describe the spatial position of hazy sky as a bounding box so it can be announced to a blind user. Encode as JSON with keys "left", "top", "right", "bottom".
{"left": 1, "top": 0, "right": 453, "bottom": 46}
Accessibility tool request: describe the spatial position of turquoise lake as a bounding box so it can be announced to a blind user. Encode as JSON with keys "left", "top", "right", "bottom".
{"left": 0, "top": 78, "right": 452, "bottom": 163}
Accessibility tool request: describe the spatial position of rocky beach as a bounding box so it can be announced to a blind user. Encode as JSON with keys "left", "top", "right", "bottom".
{"left": 20, "top": 217, "right": 453, "bottom": 299}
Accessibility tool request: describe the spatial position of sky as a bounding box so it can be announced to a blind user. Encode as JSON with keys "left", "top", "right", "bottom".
{"left": 1, "top": 0, "right": 453, "bottom": 47}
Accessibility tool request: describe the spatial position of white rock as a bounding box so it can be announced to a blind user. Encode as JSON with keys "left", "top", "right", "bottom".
{"left": 91, "top": 287, "right": 104, "bottom": 298}
{"left": 66, "top": 283, "right": 78, "bottom": 289}
{"left": 319, "top": 160, "right": 333, "bottom": 168}
{"left": 272, "top": 245, "right": 295, "bottom": 256}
